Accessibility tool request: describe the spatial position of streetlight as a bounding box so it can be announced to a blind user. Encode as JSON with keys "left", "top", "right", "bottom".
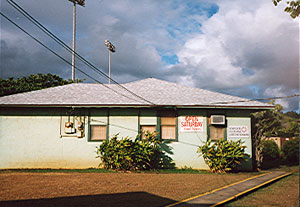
{"left": 105, "top": 40, "right": 116, "bottom": 84}
{"left": 67, "top": 0, "right": 85, "bottom": 81}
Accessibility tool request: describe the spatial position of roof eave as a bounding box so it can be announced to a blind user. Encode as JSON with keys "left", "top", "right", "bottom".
{"left": 175, "top": 105, "right": 274, "bottom": 110}
{"left": 0, "top": 104, "right": 274, "bottom": 110}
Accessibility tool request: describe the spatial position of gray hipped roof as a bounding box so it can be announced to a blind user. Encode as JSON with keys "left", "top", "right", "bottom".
{"left": 0, "top": 78, "right": 273, "bottom": 109}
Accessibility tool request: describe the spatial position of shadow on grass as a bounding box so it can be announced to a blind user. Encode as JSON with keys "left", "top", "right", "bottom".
{"left": 0, "top": 192, "right": 177, "bottom": 207}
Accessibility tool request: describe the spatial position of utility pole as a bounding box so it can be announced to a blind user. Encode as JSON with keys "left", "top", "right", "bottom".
{"left": 104, "top": 40, "right": 116, "bottom": 84}
{"left": 68, "top": 0, "right": 85, "bottom": 81}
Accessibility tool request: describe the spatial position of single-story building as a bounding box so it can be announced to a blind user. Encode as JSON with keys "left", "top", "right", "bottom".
{"left": 266, "top": 137, "right": 290, "bottom": 149}
{"left": 0, "top": 78, "right": 273, "bottom": 170}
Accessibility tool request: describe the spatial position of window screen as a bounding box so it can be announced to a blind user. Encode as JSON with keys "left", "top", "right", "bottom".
{"left": 161, "top": 117, "right": 176, "bottom": 125}
{"left": 141, "top": 125, "right": 156, "bottom": 133}
{"left": 208, "top": 116, "right": 226, "bottom": 141}
{"left": 161, "top": 125, "right": 176, "bottom": 140}
{"left": 90, "top": 125, "right": 107, "bottom": 141}
{"left": 161, "top": 117, "right": 176, "bottom": 140}
{"left": 141, "top": 125, "right": 156, "bottom": 139}
{"left": 209, "top": 125, "right": 225, "bottom": 141}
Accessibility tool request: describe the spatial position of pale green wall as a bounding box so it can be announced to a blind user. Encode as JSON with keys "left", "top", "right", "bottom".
{"left": 109, "top": 109, "right": 139, "bottom": 139}
{"left": 0, "top": 110, "right": 99, "bottom": 168}
{"left": 168, "top": 110, "right": 208, "bottom": 169}
{"left": 140, "top": 109, "right": 157, "bottom": 125}
{"left": 0, "top": 107, "right": 253, "bottom": 170}
{"left": 226, "top": 116, "right": 252, "bottom": 170}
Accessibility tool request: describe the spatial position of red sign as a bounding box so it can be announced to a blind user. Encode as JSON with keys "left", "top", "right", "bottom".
{"left": 179, "top": 116, "right": 204, "bottom": 132}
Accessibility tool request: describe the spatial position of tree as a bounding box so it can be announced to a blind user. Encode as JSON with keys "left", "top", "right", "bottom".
{"left": 281, "top": 121, "right": 300, "bottom": 138}
{"left": 252, "top": 102, "right": 299, "bottom": 169}
{"left": 282, "top": 137, "right": 299, "bottom": 164}
{"left": 0, "top": 73, "right": 84, "bottom": 97}
{"left": 261, "top": 140, "right": 281, "bottom": 169}
{"left": 251, "top": 105, "right": 282, "bottom": 169}
{"left": 284, "top": 111, "right": 300, "bottom": 119}
{"left": 272, "top": 0, "right": 300, "bottom": 18}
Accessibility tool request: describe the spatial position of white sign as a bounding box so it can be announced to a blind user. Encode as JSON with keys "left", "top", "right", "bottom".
{"left": 228, "top": 126, "right": 249, "bottom": 138}
{"left": 179, "top": 116, "right": 204, "bottom": 132}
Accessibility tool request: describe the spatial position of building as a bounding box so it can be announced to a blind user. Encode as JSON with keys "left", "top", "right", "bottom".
{"left": 266, "top": 137, "right": 290, "bottom": 149}
{"left": 0, "top": 78, "right": 273, "bottom": 170}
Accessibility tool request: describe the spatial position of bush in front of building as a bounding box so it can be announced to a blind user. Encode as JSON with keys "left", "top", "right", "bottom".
{"left": 197, "top": 139, "right": 248, "bottom": 173}
{"left": 281, "top": 137, "right": 299, "bottom": 165}
{"left": 96, "top": 132, "right": 167, "bottom": 171}
{"left": 260, "top": 140, "right": 280, "bottom": 169}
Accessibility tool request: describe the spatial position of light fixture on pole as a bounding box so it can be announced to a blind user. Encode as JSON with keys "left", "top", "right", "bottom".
{"left": 68, "top": 0, "right": 85, "bottom": 81}
{"left": 104, "top": 40, "right": 116, "bottom": 84}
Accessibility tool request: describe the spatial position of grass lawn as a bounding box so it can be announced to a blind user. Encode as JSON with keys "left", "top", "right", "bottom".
{"left": 225, "top": 166, "right": 299, "bottom": 207}
{"left": 0, "top": 169, "right": 255, "bottom": 207}
{"left": 0, "top": 167, "right": 297, "bottom": 207}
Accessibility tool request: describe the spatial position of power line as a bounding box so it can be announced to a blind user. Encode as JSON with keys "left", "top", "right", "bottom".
{"left": 6, "top": 0, "right": 155, "bottom": 105}
{"left": 6, "top": 0, "right": 106, "bottom": 79}
{"left": 3, "top": 1, "right": 299, "bottom": 107}
{"left": 210, "top": 94, "right": 300, "bottom": 105}
{"left": 7, "top": 0, "right": 155, "bottom": 105}
{"left": 0, "top": 11, "right": 151, "bottom": 104}
{"left": 91, "top": 119, "right": 139, "bottom": 132}
{"left": 2, "top": 2, "right": 297, "bottom": 155}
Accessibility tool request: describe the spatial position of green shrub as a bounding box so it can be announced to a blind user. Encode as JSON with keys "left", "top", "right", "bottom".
{"left": 282, "top": 137, "right": 299, "bottom": 165}
{"left": 197, "top": 139, "right": 248, "bottom": 173}
{"left": 261, "top": 140, "right": 280, "bottom": 169}
{"left": 96, "top": 132, "right": 169, "bottom": 171}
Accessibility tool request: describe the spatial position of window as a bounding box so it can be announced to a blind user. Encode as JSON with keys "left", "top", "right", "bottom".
{"left": 90, "top": 125, "right": 107, "bottom": 141}
{"left": 208, "top": 116, "right": 226, "bottom": 141}
{"left": 209, "top": 125, "right": 226, "bottom": 141}
{"left": 140, "top": 125, "right": 156, "bottom": 139}
{"left": 161, "top": 116, "right": 176, "bottom": 140}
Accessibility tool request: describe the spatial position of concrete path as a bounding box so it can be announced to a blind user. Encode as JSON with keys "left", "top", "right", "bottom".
{"left": 166, "top": 171, "right": 291, "bottom": 207}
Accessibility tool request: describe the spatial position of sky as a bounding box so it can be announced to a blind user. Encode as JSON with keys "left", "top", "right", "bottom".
{"left": 0, "top": 0, "right": 299, "bottom": 111}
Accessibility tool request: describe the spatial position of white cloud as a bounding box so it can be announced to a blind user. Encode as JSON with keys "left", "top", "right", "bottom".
{"left": 177, "top": 34, "right": 253, "bottom": 89}
{"left": 264, "top": 86, "right": 289, "bottom": 109}
{"left": 170, "top": 0, "right": 299, "bottom": 110}
{"left": 0, "top": 0, "right": 298, "bottom": 111}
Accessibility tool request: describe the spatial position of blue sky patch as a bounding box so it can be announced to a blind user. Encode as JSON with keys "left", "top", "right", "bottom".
{"left": 161, "top": 54, "right": 179, "bottom": 65}
{"left": 165, "top": 2, "right": 218, "bottom": 39}
{"left": 248, "top": 85, "right": 260, "bottom": 96}
{"left": 207, "top": 4, "right": 219, "bottom": 17}
{"left": 186, "top": 2, "right": 219, "bottom": 17}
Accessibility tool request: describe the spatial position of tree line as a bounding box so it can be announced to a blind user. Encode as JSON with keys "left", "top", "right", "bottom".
{"left": 0, "top": 73, "right": 83, "bottom": 97}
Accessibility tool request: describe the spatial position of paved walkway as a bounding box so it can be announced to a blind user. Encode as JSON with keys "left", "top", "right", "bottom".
{"left": 166, "top": 171, "right": 291, "bottom": 207}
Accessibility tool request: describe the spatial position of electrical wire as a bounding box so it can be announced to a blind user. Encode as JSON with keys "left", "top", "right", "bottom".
{"left": 209, "top": 94, "right": 300, "bottom": 105}
{"left": 91, "top": 119, "right": 139, "bottom": 132}
{"left": 3, "top": 1, "right": 298, "bottom": 173}
{"left": 0, "top": 11, "right": 152, "bottom": 104}
{"left": 6, "top": 0, "right": 155, "bottom": 105}
{"left": 90, "top": 119, "right": 201, "bottom": 147}
{"left": 3, "top": 0, "right": 300, "bottom": 107}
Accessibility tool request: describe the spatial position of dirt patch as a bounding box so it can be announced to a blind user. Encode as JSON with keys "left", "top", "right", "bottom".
{"left": 0, "top": 172, "right": 252, "bottom": 207}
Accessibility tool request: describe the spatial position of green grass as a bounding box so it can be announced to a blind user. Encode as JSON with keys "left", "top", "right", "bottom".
{"left": 0, "top": 168, "right": 115, "bottom": 173}
{"left": 0, "top": 167, "right": 264, "bottom": 175}
{"left": 147, "top": 168, "right": 211, "bottom": 174}
{"left": 225, "top": 165, "right": 299, "bottom": 207}
{"left": 0, "top": 168, "right": 207, "bottom": 174}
